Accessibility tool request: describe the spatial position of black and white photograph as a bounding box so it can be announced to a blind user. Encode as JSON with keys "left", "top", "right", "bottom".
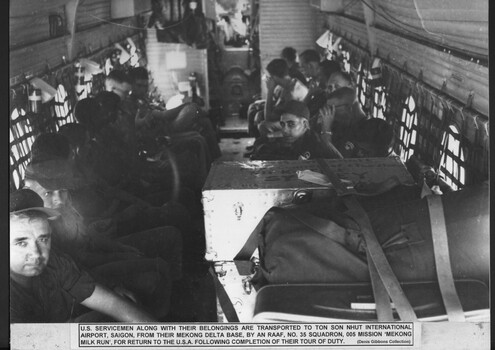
{"left": 8, "top": 0, "right": 489, "bottom": 349}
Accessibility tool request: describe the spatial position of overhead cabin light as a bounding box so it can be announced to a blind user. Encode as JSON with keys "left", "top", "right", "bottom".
{"left": 29, "top": 77, "right": 57, "bottom": 103}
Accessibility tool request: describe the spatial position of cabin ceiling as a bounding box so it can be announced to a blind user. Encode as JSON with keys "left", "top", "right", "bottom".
{"left": 337, "top": 0, "right": 488, "bottom": 59}
{"left": 9, "top": 0, "right": 146, "bottom": 85}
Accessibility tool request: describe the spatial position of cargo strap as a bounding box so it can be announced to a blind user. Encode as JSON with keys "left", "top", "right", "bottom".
{"left": 426, "top": 195, "right": 466, "bottom": 321}
{"left": 208, "top": 267, "right": 240, "bottom": 322}
{"left": 316, "top": 158, "right": 418, "bottom": 322}
{"left": 367, "top": 251, "right": 394, "bottom": 321}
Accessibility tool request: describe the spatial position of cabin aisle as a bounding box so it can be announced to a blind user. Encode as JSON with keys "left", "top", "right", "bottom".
{"left": 216, "top": 112, "right": 254, "bottom": 162}
{"left": 217, "top": 137, "right": 255, "bottom": 162}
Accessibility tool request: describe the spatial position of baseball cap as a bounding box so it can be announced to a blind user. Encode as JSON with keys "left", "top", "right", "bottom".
{"left": 10, "top": 189, "right": 60, "bottom": 219}
{"left": 278, "top": 100, "right": 310, "bottom": 120}
{"left": 30, "top": 133, "right": 71, "bottom": 164}
{"left": 349, "top": 118, "right": 394, "bottom": 156}
{"left": 24, "top": 159, "right": 78, "bottom": 191}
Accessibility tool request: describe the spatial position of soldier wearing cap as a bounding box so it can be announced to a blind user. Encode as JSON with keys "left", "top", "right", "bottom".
{"left": 22, "top": 159, "right": 182, "bottom": 318}
{"left": 9, "top": 189, "right": 156, "bottom": 323}
{"left": 23, "top": 159, "right": 183, "bottom": 276}
{"left": 251, "top": 100, "right": 342, "bottom": 160}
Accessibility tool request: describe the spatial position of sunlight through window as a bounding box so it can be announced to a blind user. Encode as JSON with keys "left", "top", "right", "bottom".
{"left": 439, "top": 125, "right": 466, "bottom": 190}
{"left": 399, "top": 96, "right": 417, "bottom": 162}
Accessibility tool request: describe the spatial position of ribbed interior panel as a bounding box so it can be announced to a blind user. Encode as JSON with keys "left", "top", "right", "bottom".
{"left": 326, "top": 14, "right": 488, "bottom": 117}
{"left": 259, "top": 0, "right": 326, "bottom": 72}
{"left": 77, "top": 0, "right": 111, "bottom": 30}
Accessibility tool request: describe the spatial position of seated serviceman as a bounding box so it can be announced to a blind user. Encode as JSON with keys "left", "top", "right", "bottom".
{"left": 326, "top": 70, "right": 354, "bottom": 94}
{"left": 127, "top": 67, "right": 214, "bottom": 185}
{"left": 303, "top": 60, "right": 341, "bottom": 122}
{"left": 30, "top": 133, "right": 73, "bottom": 164}
{"left": 339, "top": 118, "right": 396, "bottom": 158}
{"left": 251, "top": 100, "right": 342, "bottom": 160}
{"left": 73, "top": 99, "right": 201, "bottom": 227}
{"left": 22, "top": 159, "right": 192, "bottom": 318}
{"left": 128, "top": 67, "right": 221, "bottom": 161}
{"left": 22, "top": 159, "right": 184, "bottom": 279}
{"left": 105, "top": 69, "right": 133, "bottom": 101}
{"left": 299, "top": 49, "right": 321, "bottom": 89}
{"left": 281, "top": 47, "right": 307, "bottom": 85}
{"left": 104, "top": 72, "right": 212, "bottom": 191}
{"left": 317, "top": 86, "right": 368, "bottom": 150}
{"left": 258, "top": 59, "right": 309, "bottom": 137}
{"left": 57, "top": 123, "right": 89, "bottom": 161}
{"left": 9, "top": 189, "right": 156, "bottom": 323}
{"left": 319, "top": 61, "right": 344, "bottom": 93}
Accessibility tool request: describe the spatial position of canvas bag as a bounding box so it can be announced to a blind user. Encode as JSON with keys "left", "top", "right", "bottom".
{"left": 240, "top": 182, "right": 489, "bottom": 289}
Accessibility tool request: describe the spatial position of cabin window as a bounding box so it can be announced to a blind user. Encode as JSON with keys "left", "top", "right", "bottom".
{"left": 90, "top": 73, "right": 106, "bottom": 96}
{"left": 372, "top": 85, "right": 387, "bottom": 120}
{"left": 84, "top": 77, "right": 93, "bottom": 98}
{"left": 438, "top": 125, "right": 466, "bottom": 190}
{"left": 76, "top": 82, "right": 89, "bottom": 101}
{"left": 10, "top": 108, "right": 34, "bottom": 189}
{"left": 354, "top": 59, "right": 387, "bottom": 120}
{"left": 356, "top": 63, "right": 367, "bottom": 107}
{"left": 10, "top": 152, "right": 22, "bottom": 190}
{"left": 129, "top": 45, "right": 140, "bottom": 67}
{"left": 340, "top": 48, "right": 351, "bottom": 73}
{"left": 54, "top": 84, "right": 74, "bottom": 128}
{"left": 77, "top": 72, "right": 99, "bottom": 100}
{"left": 398, "top": 95, "right": 418, "bottom": 162}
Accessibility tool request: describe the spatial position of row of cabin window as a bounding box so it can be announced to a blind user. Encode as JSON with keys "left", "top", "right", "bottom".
{"left": 9, "top": 34, "right": 144, "bottom": 191}
{"left": 339, "top": 50, "right": 466, "bottom": 191}
{"left": 10, "top": 76, "right": 104, "bottom": 190}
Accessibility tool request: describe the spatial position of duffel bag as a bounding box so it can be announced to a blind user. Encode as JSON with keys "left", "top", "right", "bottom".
{"left": 245, "top": 182, "right": 488, "bottom": 288}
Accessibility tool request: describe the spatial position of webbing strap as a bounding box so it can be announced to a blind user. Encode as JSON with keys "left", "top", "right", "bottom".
{"left": 235, "top": 218, "right": 264, "bottom": 262}
{"left": 426, "top": 195, "right": 466, "bottom": 321}
{"left": 367, "top": 250, "right": 394, "bottom": 321}
{"left": 345, "top": 199, "right": 417, "bottom": 321}
{"left": 290, "top": 207, "right": 392, "bottom": 320}
{"left": 208, "top": 267, "right": 240, "bottom": 322}
{"left": 316, "top": 159, "right": 418, "bottom": 321}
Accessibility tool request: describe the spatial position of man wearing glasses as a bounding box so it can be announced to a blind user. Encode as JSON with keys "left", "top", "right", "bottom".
{"left": 251, "top": 101, "right": 341, "bottom": 160}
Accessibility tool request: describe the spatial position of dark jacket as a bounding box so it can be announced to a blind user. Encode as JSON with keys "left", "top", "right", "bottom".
{"left": 251, "top": 130, "right": 341, "bottom": 160}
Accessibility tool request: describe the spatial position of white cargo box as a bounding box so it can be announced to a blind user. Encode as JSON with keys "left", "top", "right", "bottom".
{"left": 202, "top": 157, "right": 414, "bottom": 262}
